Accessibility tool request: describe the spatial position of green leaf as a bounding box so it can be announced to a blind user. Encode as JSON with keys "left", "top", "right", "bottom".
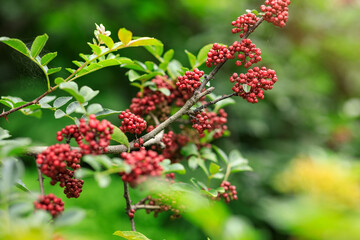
{"left": 95, "top": 109, "right": 121, "bottom": 118}
{"left": 212, "top": 145, "right": 229, "bottom": 164}
{"left": 87, "top": 103, "right": 103, "bottom": 114}
{"left": 181, "top": 143, "right": 198, "bottom": 157}
{"left": 243, "top": 84, "right": 251, "bottom": 93}
{"left": 209, "top": 163, "right": 220, "bottom": 175}
{"left": 30, "top": 34, "right": 48, "bottom": 58}
{"left": 53, "top": 209, "right": 85, "bottom": 227}
{"left": 54, "top": 109, "right": 66, "bottom": 119}
{"left": 113, "top": 231, "right": 150, "bottom": 240}
{"left": 229, "top": 150, "right": 253, "bottom": 173}
{"left": 0, "top": 127, "right": 11, "bottom": 140}
{"left": 83, "top": 155, "right": 102, "bottom": 171}
{"left": 126, "top": 70, "right": 141, "bottom": 82}
{"left": 145, "top": 61, "right": 155, "bottom": 71}
{"left": 95, "top": 173, "right": 111, "bottom": 188}
{"left": 214, "top": 98, "right": 235, "bottom": 112}
{"left": 190, "top": 178, "right": 208, "bottom": 190}
{"left": 79, "top": 86, "right": 99, "bottom": 102}
{"left": 1, "top": 158, "right": 24, "bottom": 194}
{"left": 88, "top": 43, "right": 102, "bottom": 55}
{"left": 118, "top": 28, "right": 133, "bottom": 45}
{"left": 158, "top": 88, "right": 171, "bottom": 96}
{"left": 53, "top": 96, "right": 72, "bottom": 108}
{"left": 66, "top": 101, "right": 80, "bottom": 115}
{"left": 111, "top": 125, "right": 129, "bottom": 147}
{"left": 74, "top": 168, "right": 95, "bottom": 178}
{"left": 144, "top": 44, "right": 164, "bottom": 58}
{"left": 59, "top": 82, "right": 85, "bottom": 103}
{"left": 0, "top": 37, "right": 30, "bottom": 57}
{"left": 38, "top": 96, "right": 56, "bottom": 108}
{"left": 15, "top": 179, "right": 31, "bottom": 192}
{"left": 165, "top": 163, "right": 186, "bottom": 174}
{"left": 54, "top": 77, "right": 65, "bottom": 85}
{"left": 200, "top": 147, "right": 218, "bottom": 162}
{"left": 47, "top": 67, "right": 62, "bottom": 75}
{"left": 163, "top": 49, "right": 174, "bottom": 63}
{"left": 40, "top": 52, "right": 57, "bottom": 66}
{"left": 128, "top": 37, "right": 163, "bottom": 47}
{"left": 188, "top": 156, "right": 200, "bottom": 170}
{"left": 196, "top": 43, "right": 213, "bottom": 68}
{"left": 100, "top": 34, "right": 114, "bottom": 49}
{"left": 185, "top": 50, "right": 197, "bottom": 68}
{"left": 168, "top": 60, "right": 183, "bottom": 79}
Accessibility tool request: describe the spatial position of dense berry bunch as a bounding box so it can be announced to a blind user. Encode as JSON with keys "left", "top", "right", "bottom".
{"left": 216, "top": 181, "right": 238, "bottom": 203}
{"left": 206, "top": 43, "right": 230, "bottom": 68}
{"left": 36, "top": 144, "right": 82, "bottom": 182}
{"left": 176, "top": 68, "right": 204, "bottom": 95}
{"left": 56, "top": 124, "right": 82, "bottom": 143}
{"left": 64, "top": 178, "right": 84, "bottom": 198}
{"left": 231, "top": 12, "right": 259, "bottom": 38}
{"left": 191, "top": 109, "right": 228, "bottom": 138}
{"left": 36, "top": 144, "right": 84, "bottom": 198}
{"left": 134, "top": 138, "right": 144, "bottom": 148}
{"left": 119, "top": 109, "right": 147, "bottom": 135}
{"left": 230, "top": 67, "right": 277, "bottom": 103}
{"left": 260, "top": 0, "right": 291, "bottom": 27}
{"left": 34, "top": 194, "right": 64, "bottom": 218}
{"left": 144, "top": 194, "right": 184, "bottom": 219}
{"left": 78, "top": 114, "right": 114, "bottom": 155}
{"left": 161, "top": 131, "right": 189, "bottom": 161}
{"left": 229, "top": 39, "right": 262, "bottom": 68}
{"left": 130, "top": 76, "right": 176, "bottom": 116}
{"left": 119, "top": 149, "right": 164, "bottom": 187}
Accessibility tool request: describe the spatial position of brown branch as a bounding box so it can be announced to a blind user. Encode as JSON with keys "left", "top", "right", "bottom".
{"left": 188, "top": 92, "right": 237, "bottom": 114}
{"left": 132, "top": 204, "right": 161, "bottom": 211}
{"left": 123, "top": 181, "right": 136, "bottom": 231}
{"left": 37, "top": 164, "right": 45, "bottom": 196}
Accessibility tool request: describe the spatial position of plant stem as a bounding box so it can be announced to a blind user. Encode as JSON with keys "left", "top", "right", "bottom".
{"left": 37, "top": 165, "right": 45, "bottom": 196}
{"left": 123, "top": 181, "right": 136, "bottom": 231}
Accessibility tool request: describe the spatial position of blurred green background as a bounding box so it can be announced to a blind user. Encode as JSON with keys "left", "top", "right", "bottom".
{"left": 1, "top": 0, "right": 360, "bottom": 239}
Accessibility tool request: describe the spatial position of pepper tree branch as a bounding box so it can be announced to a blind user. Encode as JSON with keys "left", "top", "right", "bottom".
{"left": 188, "top": 92, "right": 238, "bottom": 114}
{"left": 25, "top": 17, "right": 265, "bottom": 156}
{"left": 123, "top": 181, "right": 136, "bottom": 231}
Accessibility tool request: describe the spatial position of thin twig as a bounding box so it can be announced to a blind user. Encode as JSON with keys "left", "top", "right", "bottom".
{"left": 188, "top": 92, "right": 238, "bottom": 114}
{"left": 132, "top": 204, "right": 161, "bottom": 211}
{"left": 37, "top": 165, "right": 45, "bottom": 196}
{"left": 123, "top": 181, "right": 136, "bottom": 231}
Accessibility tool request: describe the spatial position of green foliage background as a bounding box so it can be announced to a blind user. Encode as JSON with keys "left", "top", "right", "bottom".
{"left": 1, "top": 0, "right": 360, "bottom": 239}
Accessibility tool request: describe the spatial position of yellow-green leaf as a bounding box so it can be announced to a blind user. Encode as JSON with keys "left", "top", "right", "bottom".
{"left": 111, "top": 125, "right": 129, "bottom": 147}
{"left": 128, "top": 37, "right": 162, "bottom": 47}
{"left": 30, "top": 34, "right": 48, "bottom": 58}
{"left": 113, "top": 231, "right": 150, "bottom": 240}
{"left": 0, "top": 37, "right": 30, "bottom": 57}
{"left": 118, "top": 28, "right": 132, "bottom": 45}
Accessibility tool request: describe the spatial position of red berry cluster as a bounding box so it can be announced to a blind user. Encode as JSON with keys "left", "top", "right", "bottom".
{"left": 34, "top": 193, "right": 64, "bottom": 218}
{"left": 216, "top": 181, "right": 238, "bottom": 203}
{"left": 78, "top": 114, "right": 114, "bottom": 155}
{"left": 161, "top": 131, "right": 189, "bottom": 162}
{"left": 57, "top": 115, "right": 113, "bottom": 155}
{"left": 206, "top": 43, "right": 229, "bottom": 68}
{"left": 231, "top": 12, "right": 259, "bottom": 38}
{"left": 144, "top": 194, "right": 184, "bottom": 219}
{"left": 176, "top": 68, "right": 204, "bottom": 95}
{"left": 230, "top": 39, "right": 262, "bottom": 68}
{"left": 130, "top": 76, "right": 176, "bottom": 116}
{"left": 191, "top": 109, "right": 228, "bottom": 138}
{"left": 119, "top": 149, "right": 164, "bottom": 187}
{"left": 119, "top": 110, "right": 147, "bottom": 135}
{"left": 230, "top": 67, "right": 277, "bottom": 103}
{"left": 64, "top": 178, "right": 84, "bottom": 198}
{"left": 260, "top": 0, "right": 291, "bottom": 28}
{"left": 36, "top": 144, "right": 84, "bottom": 198}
